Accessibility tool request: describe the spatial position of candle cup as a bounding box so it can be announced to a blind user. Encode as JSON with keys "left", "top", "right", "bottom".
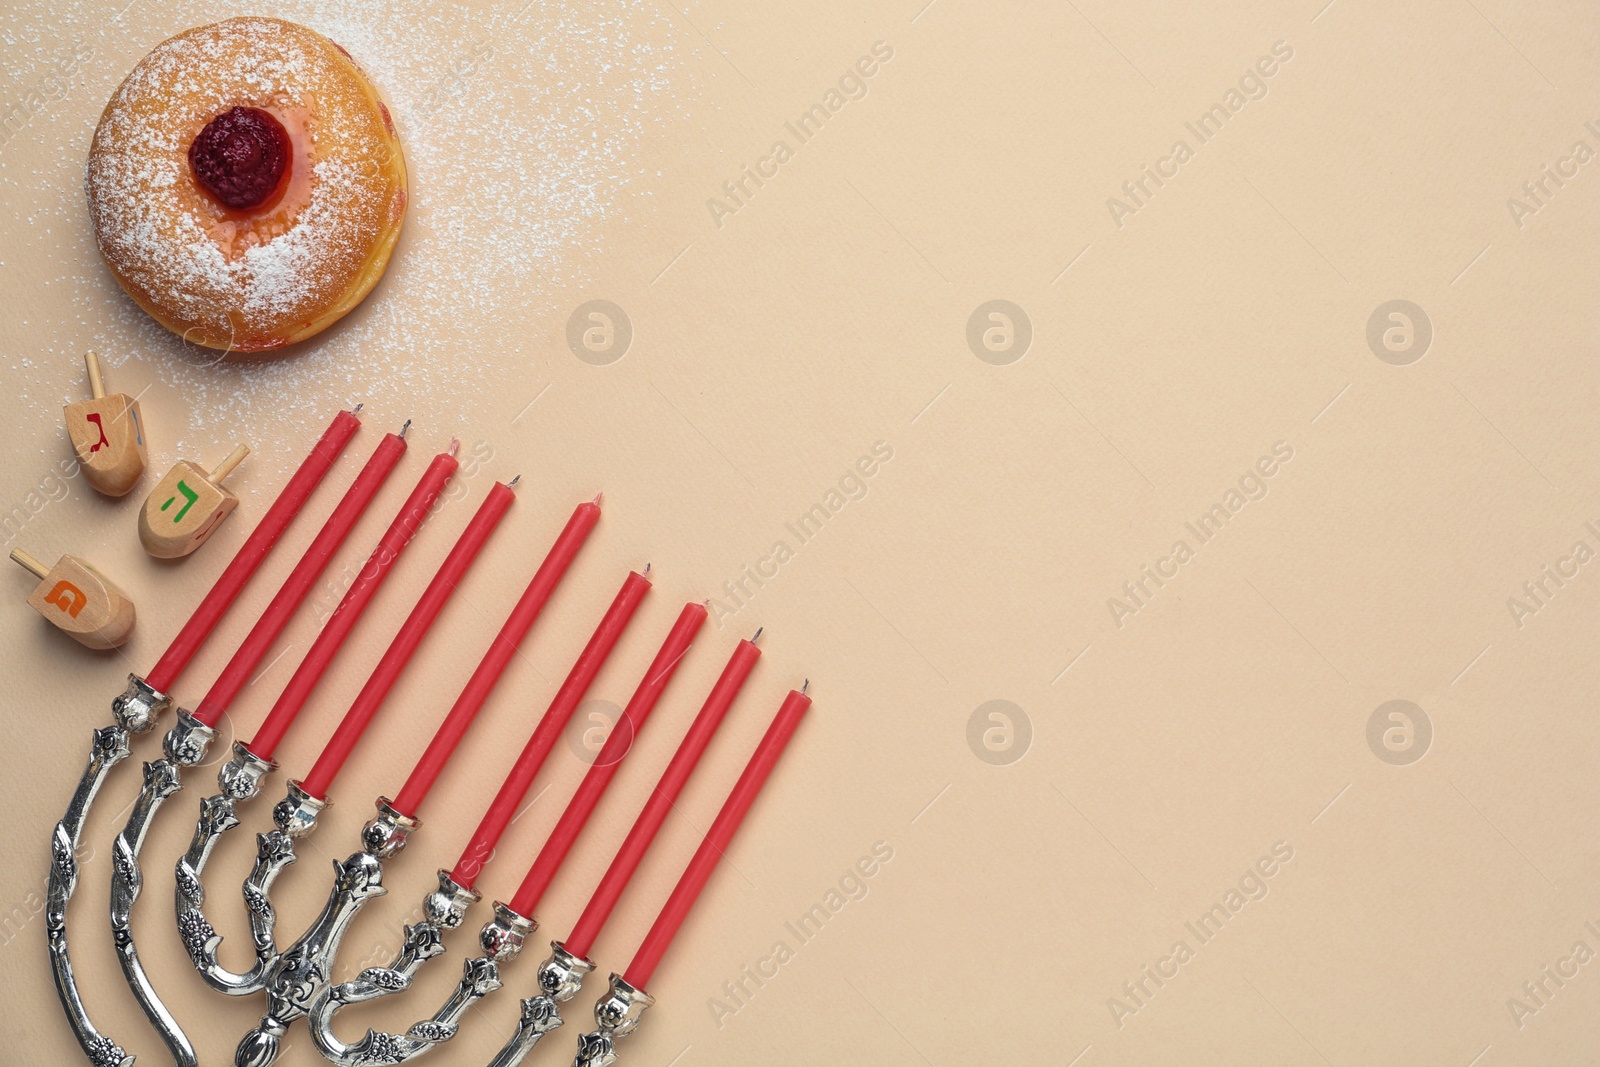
{"left": 572, "top": 973, "right": 656, "bottom": 1067}
{"left": 50, "top": 409, "right": 361, "bottom": 1067}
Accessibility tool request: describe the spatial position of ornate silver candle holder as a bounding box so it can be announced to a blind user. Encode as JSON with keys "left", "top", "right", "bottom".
{"left": 176, "top": 769, "right": 324, "bottom": 998}
{"left": 570, "top": 974, "right": 655, "bottom": 1067}
{"left": 108, "top": 706, "right": 219, "bottom": 1067}
{"left": 306, "top": 871, "right": 497, "bottom": 1064}
{"left": 304, "top": 896, "right": 540, "bottom": 1064}
{"left": 482, "top": 941, "right": 597, "bottom": 1067}
{"left": 233, "top": 798, "right": 418, "bottom": 1067}
{"left": 49, "top": 673, "right": 169, "bottom": 1067}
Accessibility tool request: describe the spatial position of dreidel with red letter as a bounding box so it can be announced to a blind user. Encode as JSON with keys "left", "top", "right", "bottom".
{"left": 10, "top": 547, "right": 136, "bottom": 649}
{"left": 139, "top": 444, "right": 249, "bottom": 559}
{"left": 64, "top": 352, "right": 148, "bottom": 497}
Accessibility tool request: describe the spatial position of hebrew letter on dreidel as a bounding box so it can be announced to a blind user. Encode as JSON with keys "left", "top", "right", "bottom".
{"left": 85, "top": 412, "right": 110, "bottom": 453}
{"left": 12, "top": 549, "right": 136, "bottom": 649}
{"left": 140, "top": 448, "right": 246, "bottom": 559}
{"left": 162, "top": 480, "right": 200, "bottom": 523}
{"left": 45, "top": 581, "right": 87, "bottom": 617}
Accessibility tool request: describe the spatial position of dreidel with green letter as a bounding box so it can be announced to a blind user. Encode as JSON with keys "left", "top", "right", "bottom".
{"left": 10, "top": 547, "right": 136, "bottom": 649}
{"left": 64, "top": 351, "right": 147, "bottom": 497}
{"left": 139, "top": 444, "right": 249, "bottom": 559}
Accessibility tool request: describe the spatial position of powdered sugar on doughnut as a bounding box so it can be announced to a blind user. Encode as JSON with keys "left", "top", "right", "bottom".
{"left": 87, "top": 18, "right": 397, "bottom": 350}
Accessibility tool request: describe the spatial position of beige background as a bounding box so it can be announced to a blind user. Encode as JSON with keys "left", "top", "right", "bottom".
{"left": 1, "top": 1, "right": 1597, "bottom": 1064}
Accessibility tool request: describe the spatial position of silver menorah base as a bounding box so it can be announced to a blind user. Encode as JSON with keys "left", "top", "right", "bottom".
{"left": 308, "top": 869, "right": 492, "bottom": 1064}
{"left": 234, "top": 797, "right": 419, "bottom": 1067}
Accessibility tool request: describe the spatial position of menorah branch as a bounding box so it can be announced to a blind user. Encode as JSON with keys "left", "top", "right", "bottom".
{"left": 48, "top": 674, "right": 169, "bottom": 1067}
{"left": 234, "top": 798, "right": 417, "bottom": 1067}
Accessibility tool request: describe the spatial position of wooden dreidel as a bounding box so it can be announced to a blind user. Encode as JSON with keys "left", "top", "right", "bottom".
{"left": 10, "top": 548, "right": 136, "bottom": 649}
{"left": 139, "top": 444, "right": 249, "bottom": 559}
{"left": 64, "top": 351, "right": 148, "bottom": 497}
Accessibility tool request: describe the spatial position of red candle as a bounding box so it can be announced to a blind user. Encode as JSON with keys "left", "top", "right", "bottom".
{"left": 390, "top": 498, "right": 602, "bottom": 818}
{"left": 191, "top": 430, "right": 406, "bottom": 728}
{"left": 450, "top": 568, "right": 652, "bottom": 889}
{"left": 625, "top": 683, "right": 811, "bottom": 990}
{"left": 562, "top": 634, "right": 761, "bottom": 960}
{"left": 246, "top": 449, "right": 459, "bottom": 761}
{"left": 145, "top": 409, "right": 359, "bottom": 694}
{"left": 506, "top": 601, "right": 708, "bottom": 919}
{"left": 298, "top": 481, "right": 516, "bottom": 801}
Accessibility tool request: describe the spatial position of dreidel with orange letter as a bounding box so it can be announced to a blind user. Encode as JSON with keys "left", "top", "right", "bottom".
{"left": 10, "top": 547, "right": 136, "bottom": 649}
{"left": 139, "top": 444, "right": 249, "bottom": 559}
{"left": 64, "top": 351, "right": 147, "bottom": 497}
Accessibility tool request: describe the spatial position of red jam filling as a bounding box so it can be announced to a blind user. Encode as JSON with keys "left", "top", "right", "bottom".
{"left": 188, "top": 106, "right": 291, "bottom": 210}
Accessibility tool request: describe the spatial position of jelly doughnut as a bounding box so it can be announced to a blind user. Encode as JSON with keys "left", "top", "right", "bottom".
{"left": 87, "top": 18, "right": 407, "bottom": 354}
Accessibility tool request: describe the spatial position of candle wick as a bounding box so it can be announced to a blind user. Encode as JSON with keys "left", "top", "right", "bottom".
{"left": 801, "top": 678, "right": 810, "bottom": 694}
{"left": 750, "top": 626, "right": 763, "bottom": 644}
{"left": 642, "top": 562, "right": 652, "bottom": 577}
{"left": 448, "top": 438, "right": 460, "bottom": 458}
{"left": 350, "top": 401, "right": 364, "bottom": 415}
{"left": 592, "top": 491, "right": 604, "bottom": 506}
{"left": 398, "top": 418, "right": 411, "bottom": 439}
{"left": 507, "top": 474, "right": 522, "bottom": 489}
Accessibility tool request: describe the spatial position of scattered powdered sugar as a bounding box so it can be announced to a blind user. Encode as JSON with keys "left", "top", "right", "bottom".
{"left": 1, "top": 0, "right": 692, "bottom": 471}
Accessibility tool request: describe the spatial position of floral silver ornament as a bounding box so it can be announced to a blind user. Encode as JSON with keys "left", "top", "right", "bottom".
{"left": 482, "top": 941, "right": 596, "bottom": 1067}
{"left": 180, "top": 774, "right": 321, "bottom": 999}
{"left": 309, "top": 871, "right": 503, "bottom": 1066}
{"left": 236, "top": 799, "right": 419, "bottom": 1067}
{"left": 568, "top": 974, "right": 655, "bottom": 1067}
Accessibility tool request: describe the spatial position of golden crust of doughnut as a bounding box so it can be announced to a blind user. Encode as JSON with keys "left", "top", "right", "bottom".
{"left": 87, "top": 18, "right": 406, "bottom": 356}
